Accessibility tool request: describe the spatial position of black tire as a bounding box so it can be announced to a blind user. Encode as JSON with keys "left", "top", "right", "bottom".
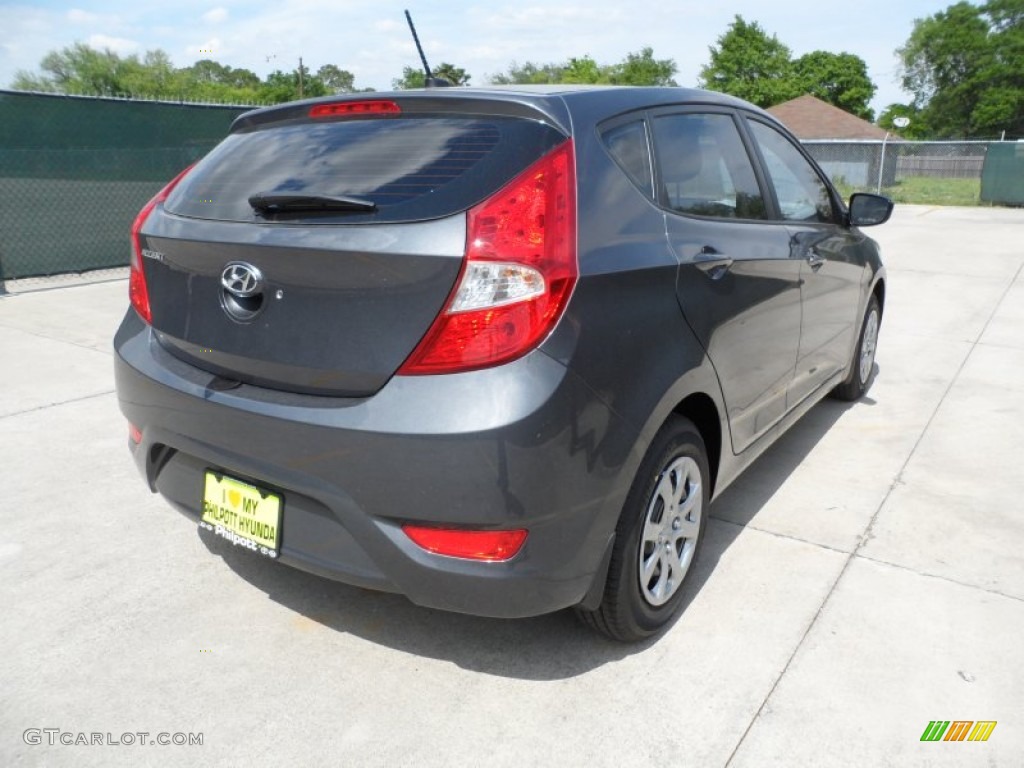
{"left": 831, "top": 295, "right": 881, "bottom": 402}
{"left": 577, "top": 416, "right": 709, "bottom": 642}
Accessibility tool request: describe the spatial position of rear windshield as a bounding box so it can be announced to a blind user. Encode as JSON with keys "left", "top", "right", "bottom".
{"left": 164, "top": 116, "right": 566, "bottom": 224}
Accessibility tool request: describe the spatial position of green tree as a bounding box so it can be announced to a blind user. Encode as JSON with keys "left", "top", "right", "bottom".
{"left": 698, "top": 16, "right": 798, "bottom": 107}
{"left": 174, "top": 59, "right": 256, "bottom": 102}
{"left": 296, "top": 60, "right": 328, "bottom": 99}
{"left": 187, "top": 59, "right": 260, "bottom": 89}
{"left": 257, "top": 65, "right": 328, "bottom": 103}
{"left": 792, "top": 51, "right": 876, "bottom": 120}
{"left": 489, "top": 48, "right": 677, "bottom": 87}
{"left": 432, "top": 62, "right": 470, "bottom": 86}
{"left": 13, "top": 42, "right": 141, "bottom": 96}
{"left": 561, "top": 56, "right": 604, "bottom": 84}
{"left": 9, "top": 71, "right": 55, "bottom": 92}
{"left": 877, "top": 103, "right": 930, "bottom": 137}
{"left": 11, "top": 43, "right": 369, "bottom": 105}
{"left": 316, "top": 64, "right": 356, "bottom": 93}
{"left": 14, "top": 45, "right": 199, "bottom": 99}
{"left": 608, "top": 47, "right": 678, "bottom": 86}
{"left": 392, "top": 65, "right": 426, "bottom": 89}
{"left": 256, "top": 71, "right": 299, "bottom": 103}
{"left": 393, "top": 62, "right": 471, "bottom": 88}
{"left": 490, "top": 61, "right": 566, "bottom": 84}
{"left": 898, "top": 0, "right": 1024, "bottom": 137}
{"left": 123, "top": 50, "right": 177, "bottom": 97}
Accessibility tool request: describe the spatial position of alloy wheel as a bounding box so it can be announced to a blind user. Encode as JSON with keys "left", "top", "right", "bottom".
{"left": 638, "top": 456, "right": 702, "bottom": 607}
{"left": 859, "top": 308, "right": 879, "bottom": 384}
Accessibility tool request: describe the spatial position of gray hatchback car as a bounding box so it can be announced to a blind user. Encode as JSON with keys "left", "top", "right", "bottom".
{"left": 114, "top": 86, "right": 891, "bottom": 641}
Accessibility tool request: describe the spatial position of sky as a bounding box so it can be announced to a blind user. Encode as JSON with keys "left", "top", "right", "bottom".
{"left": 0, "top": 0, "right": 953, "bottom": 115}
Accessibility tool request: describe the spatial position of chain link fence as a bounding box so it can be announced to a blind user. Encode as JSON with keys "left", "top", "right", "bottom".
{"left": 802, "top": 139, "right": 1024, "bottom": 205}
{"left": 0, "top": 90, "right": 252, "bottom": 282}
{"left": 4, "top": 92, "right": 1023, "bottom": 283}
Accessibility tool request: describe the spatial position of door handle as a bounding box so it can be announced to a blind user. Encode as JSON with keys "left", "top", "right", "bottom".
{"left": 694, "top": 250, "right": 734, "bottom": 280}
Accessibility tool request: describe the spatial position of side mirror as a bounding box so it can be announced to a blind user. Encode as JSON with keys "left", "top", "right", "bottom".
{"left": 848, "top": 193, "right": 894, "bottom": 227}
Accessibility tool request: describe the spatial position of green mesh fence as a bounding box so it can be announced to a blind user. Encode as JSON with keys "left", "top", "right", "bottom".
{"left": 0, "top": 90, "right": 252, "bottom": 280}
{"left": 981, "top": 142, "right": 1024, "bottom": 205}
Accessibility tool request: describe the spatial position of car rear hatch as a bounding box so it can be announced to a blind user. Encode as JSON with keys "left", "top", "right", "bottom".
{"left": 137, "top": 95, "right": 569, "bottom": 396}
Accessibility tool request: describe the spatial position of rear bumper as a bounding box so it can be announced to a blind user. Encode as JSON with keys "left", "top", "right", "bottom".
{"left": 114, "top": 311, "right": 640, "bottom": 618}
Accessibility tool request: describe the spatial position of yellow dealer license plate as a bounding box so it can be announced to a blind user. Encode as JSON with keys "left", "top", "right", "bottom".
{"left": 201, "top": 471, "right": 281, "bottom": 558}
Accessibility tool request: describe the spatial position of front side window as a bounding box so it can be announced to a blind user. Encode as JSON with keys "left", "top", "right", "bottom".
{"left": 652, "top": 113, "right": 767, "bottom": 220}
{"left": 748, "top": 121, "right": 835, "bottom": 224}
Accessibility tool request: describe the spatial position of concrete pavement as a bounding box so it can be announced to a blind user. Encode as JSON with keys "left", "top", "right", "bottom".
{"left": 1, "top": 205, "right": 1022, "bottom": 766}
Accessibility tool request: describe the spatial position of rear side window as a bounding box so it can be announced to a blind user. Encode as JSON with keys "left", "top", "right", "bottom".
{"left": 601, "top": 120, "right": 654, "bottom": 197}
{"left": 652, "top": 113, "right": 767, "bottom": 220}
{"left": 165, "top": 116, "right": 566, "bottom": 224}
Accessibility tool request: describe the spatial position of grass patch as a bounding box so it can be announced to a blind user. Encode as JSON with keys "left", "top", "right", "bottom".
{"left": 832, "top": 176, "right": 982, "bottom": 207}
{"left": 884, "top": 176, "right": 981, "bottom": 206}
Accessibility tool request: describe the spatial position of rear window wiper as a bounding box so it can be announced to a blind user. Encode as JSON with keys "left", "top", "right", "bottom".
{"left": 248, "top": 193, "right": 377, "bottom": 215}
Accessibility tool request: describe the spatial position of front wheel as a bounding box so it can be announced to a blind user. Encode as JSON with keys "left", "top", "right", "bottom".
{"left": 831, "top": 295, "right": 881, "bottom": 402}
{"left": 576, "top": 416, "right": 709, "bottom": 642}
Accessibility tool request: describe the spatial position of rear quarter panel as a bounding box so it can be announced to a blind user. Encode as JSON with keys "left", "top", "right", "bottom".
{"left": 540, "top": 99, "right": 730, "bottom": 515}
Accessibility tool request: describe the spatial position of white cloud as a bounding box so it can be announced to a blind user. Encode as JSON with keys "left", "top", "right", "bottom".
{"left": 67, "top": 9, "right": 99, "bottom": 24}
{"left": 87, "top": 34, "right": 139, "bottom": 55}
{"left": 482, "top": 5, "right": 617, "bottom": 28}
{"left": 203, "top": 8, "right": 229, "bottom": 24}
{"left": 187, "top": 38, "right": 224, "bottom": 59}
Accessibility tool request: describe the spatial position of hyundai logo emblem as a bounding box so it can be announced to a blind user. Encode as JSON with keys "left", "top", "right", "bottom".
{"left": 220, "top": 262, "right": 264, "bottom": 298}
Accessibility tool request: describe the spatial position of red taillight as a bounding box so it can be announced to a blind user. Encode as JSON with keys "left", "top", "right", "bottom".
{"left": 309, "top": 100, "right": 401, "bottom": 118}
{"left": 130, "top": 164, "right": 194, "bottom": 324}
{"left": 402, "top": 526, "right": 528, "bottom": 561}
{"left": 128, "top": 422, "right": 142, "bottom": 444}
{"left": 398, "top": 139, "right": 577, "bottom": 374}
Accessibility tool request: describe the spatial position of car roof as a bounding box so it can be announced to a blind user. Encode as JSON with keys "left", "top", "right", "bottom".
{"left": 234, "top": 86, "right": 779, "bottom": 138}
{"left": 397, "top": 84, "right": 767, "bottom": 111}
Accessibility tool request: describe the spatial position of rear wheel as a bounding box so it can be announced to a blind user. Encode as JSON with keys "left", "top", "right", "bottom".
{"left": 832, "top": 295, "right": 881, "bottom": 402}
{"left": 577, "top": 416, "right": 709, "bottom": 642}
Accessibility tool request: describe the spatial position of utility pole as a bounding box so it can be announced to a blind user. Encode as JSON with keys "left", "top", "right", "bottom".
{"left": 298, "top": 56, "right": 304, "bottom": 99}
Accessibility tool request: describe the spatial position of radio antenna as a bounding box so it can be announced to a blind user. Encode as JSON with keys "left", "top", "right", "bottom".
{"left": 404, "top": 10, "right": 450, "bottom": 88}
